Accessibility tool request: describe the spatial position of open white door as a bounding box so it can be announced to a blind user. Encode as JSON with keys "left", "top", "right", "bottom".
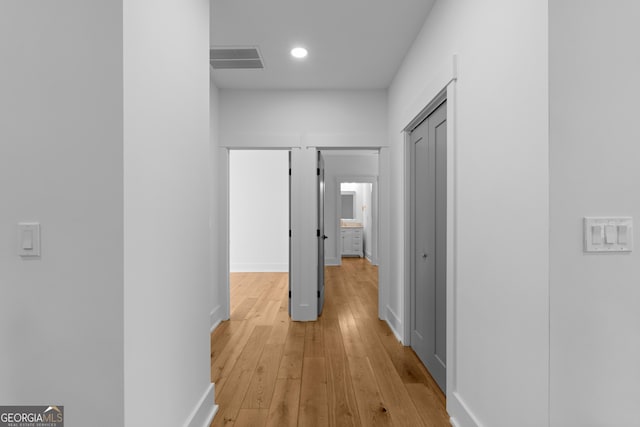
{"left": 317, "top": 151, "right": 326, "bottom": 315}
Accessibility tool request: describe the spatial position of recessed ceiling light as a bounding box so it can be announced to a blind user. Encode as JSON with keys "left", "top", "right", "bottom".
{"left": 290, "top": 47, "right": 308, "bottom": 59}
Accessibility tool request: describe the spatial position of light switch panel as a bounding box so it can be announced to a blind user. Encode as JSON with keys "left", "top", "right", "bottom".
{"left": 22, "top": 230, "right": 34, "bottom": 250}
{"left": 591, "top": 225, "right": 603, "bottom": 245}
{"left": 605, "top": 225, "right": 617, "bottom": 244}
{"left": 584, "top": 217, "right": 633, "bottom": 253}
{"left": 18, "top": 223, "right": 40, "bottom": 257}
{"left": 618, "top": 225, "right": 629, "bottom": 244}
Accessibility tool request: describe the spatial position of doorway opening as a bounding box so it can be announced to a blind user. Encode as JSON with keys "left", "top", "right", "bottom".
{"left": 339, "top": 182, "right": 376, "bottom": 263}
{"left": 228, "top": 149, "right": 290, "bottom": 318}
{"left": 319, "top": 149, "right": 380, "bottom": 316}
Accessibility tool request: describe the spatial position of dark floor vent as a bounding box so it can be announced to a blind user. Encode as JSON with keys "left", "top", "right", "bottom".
{"left": 210, "top": 47, "right": 264, "bottom": 69}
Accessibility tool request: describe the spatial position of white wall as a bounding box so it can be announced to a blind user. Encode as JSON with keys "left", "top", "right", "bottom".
{"left": 229, "top": 150, "right": 289, "bottom": 272}
{"left": 0, "top": 3, "right": 124, "bottom": 425}
{"left": 388, "top": 1, "right": 549, "bottom": 426}
{"left": 219, "top": 90, "right": 388, "bottom": 148}
{"left": 324, "top": 154, "right": 379, "bottom": 265}
{"left": 549, "top": 2, "right": 640, "bottom": 425}
{"left": 361, "top": 183, "right": 374, "bottom": 261}
{"left": 1, "top": 3, "right": 215, "bottom": 425}
{"left": 218, "top": 90, "right": 387, "bottom": 320}
{"left": 123, "top": 1, "right": 215, "bottom": 426}
{"left": 210, "top": 76, "right": 229, "bottom": 330}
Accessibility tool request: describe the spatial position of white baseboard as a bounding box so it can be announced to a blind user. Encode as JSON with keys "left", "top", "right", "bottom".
{"left": 365, "top": 253, "right": 378, "bottom": 265}
{"left": 210, "top": 305, "right": 224, "bottom": 333}
{"left": 230, "top": 262, "right": 288, "bottom": 272}
{"left": 365, "top": 251, "right": 372, "bottom": 261}
{"left": 182, "top": 383, "right": 217, "bottom": 427}
{"left": 448, "top": 391, "right": 481, "bottom": 427}
{"left": 325, "top": 257, "right": 340, "bottom": 266}
{"left": 384, "top": 305, "right": 403, "bottom": 343}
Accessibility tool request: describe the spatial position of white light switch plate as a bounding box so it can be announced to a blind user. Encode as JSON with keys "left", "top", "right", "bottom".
{"left": 18, "top": 222, "right": 41, "bottom": 257}
{"left": 584, "top": 217, "right": 633, "bottom": 253}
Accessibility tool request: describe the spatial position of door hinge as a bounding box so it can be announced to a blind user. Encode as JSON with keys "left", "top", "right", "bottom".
{"left": 289, "top": 230, "right": 292, "bottom": 237}
{"left": 289, "top": 291, "right": 292, "bottom": 298}
{"left": 317, "top": 229, "right": 320, "bottom": 237}
{"left": 317, "top": 290, "right": 321, "bottom": 298}
{"left": 289, "top": 168, "right": 292, "bottom": 176}
{"left": 317, "top": 168, "right": 320, "bottom": 176}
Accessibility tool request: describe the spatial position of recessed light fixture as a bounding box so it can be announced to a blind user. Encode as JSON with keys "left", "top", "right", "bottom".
{"left": 290, "top": 47, "right": 308, "bottom": 59}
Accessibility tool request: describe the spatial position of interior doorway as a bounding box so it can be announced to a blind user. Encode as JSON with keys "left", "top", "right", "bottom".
{"left": 224, "top": 147, "right": 384, "bottom": 322}
{"left": 320, "top": 150, "right": 379, "bottom": 267}
{"left": 338, "top": 181, "right": 377, "bottom": 264}
{"left": 319, "top": 149, "right": 380, "bottom": 315}
{"left": 228, "top": 150, "right": 290, "bottom": 315}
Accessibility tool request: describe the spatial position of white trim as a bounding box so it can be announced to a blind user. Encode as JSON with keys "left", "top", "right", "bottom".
{"left": 210, "top": 305, "right": 224, "bottom": 333}
{"left": 222, "top": 149, "right": 231, "bottom": 321}
{"left": 444, "top": 80, "right": 458, "bottom": 400}
{"left": 365, "top": 252, "right": 375, "bottom": 264}
{"left": 221, "top": 132, "right": 388, "bottom": 150}
{"left": 305, "top": 132, "right": 387, "bottom": 148}
{"left": 229, "top": 263, "right": 289, "bottom": 273}
{"left": 403, "top": 127, "right": 412, "bottom": 345}
{"left": 377, "top": 147, "right": 391, "bottom": 321}
{"left": 384, "top": 305, "right": 403, "bottom": 342}
{"left": 401, "top": 54, "right": 459, "bottom": 414}
{"left": 325, "top": 257, "right": 340, "bottom": 266}
{"left": 181, "top": 384, "right": 217, "bottom": 427}
{"left": 448, "top": 391, "right": 482, "bottom": 427}
{"left": 399, "top": 54, "right": 458, "bottom": 133}
{"left": 221, "top": 132, "right": 301, "bottom": 149}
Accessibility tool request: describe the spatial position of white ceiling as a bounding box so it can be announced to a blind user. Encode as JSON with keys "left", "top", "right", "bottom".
{"left": 210, "top": 0, "right": 436, "bottom": 90}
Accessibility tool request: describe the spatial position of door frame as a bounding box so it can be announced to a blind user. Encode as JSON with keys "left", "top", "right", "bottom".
{"left": 403, "top": 79, "right": 457, "bottom": 400}
{"left": 317, "top": 150, "right": 326, "bottom": 315}
{"left": 224, "top": 147, "right": 292, "bottom": 319}
{"left": 221, "top": 145, "right": 386, "bottom": 322}
{"left": 334, "top": 176, "right": 379, "bottom": 266}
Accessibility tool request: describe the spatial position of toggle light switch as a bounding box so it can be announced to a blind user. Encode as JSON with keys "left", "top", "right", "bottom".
{"left": 591, "top": 225, "right": 603, "bottom": 245}
{"left": 618, "top": 225, "right": 629, "bottom": 244}
{"left": 18, "top": 223, "right": 41, "bottom": 257}
{"left": 605, "top": 225, "right": 617, "bottom": 244}
{"left": 22, "top": 230, "right": 34, "bottom": 250}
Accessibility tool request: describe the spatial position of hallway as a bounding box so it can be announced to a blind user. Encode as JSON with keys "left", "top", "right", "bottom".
{"left": 210, "top": 258, "right": 449, "bottom": 426}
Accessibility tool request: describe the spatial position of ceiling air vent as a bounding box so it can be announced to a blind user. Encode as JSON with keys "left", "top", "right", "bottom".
{"left": 210, "top": 47, "right": 264, "bottom": 70}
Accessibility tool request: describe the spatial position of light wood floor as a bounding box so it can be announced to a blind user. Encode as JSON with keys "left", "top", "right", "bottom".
{"left": 210, "top": 258, "right": 450, "bottom": 427}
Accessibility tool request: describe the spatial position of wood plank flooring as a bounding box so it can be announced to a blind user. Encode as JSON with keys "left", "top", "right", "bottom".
{"left": 211, "top": 258, "right": 450, "bottom": 427}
